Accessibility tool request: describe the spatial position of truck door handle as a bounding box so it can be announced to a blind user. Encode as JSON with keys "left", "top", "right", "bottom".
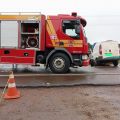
{"left": 4, "top": 50, "right": 10, "bottom": 54}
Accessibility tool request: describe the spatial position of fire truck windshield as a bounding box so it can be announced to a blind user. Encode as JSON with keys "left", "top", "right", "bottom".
{"left": 62, "top": 20, "right": 80, "bottom": 39}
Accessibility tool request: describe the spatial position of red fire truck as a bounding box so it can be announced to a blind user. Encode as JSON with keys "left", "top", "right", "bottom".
{"left": 0, "top": 12, "right": 89, "bottom": 73}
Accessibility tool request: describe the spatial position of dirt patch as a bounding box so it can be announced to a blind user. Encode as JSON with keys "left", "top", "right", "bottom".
{"left": 0, "top": 86, "right": 120, "bottom": 120}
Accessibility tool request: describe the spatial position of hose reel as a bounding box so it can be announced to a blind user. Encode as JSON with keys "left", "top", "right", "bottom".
{"left": 26, "top": 37, "right": 38, "bottom": 48}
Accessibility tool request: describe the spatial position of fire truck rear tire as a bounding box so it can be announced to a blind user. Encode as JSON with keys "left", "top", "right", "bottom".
{"left": 49, "top": 53, "right": 70, "bottom": 73}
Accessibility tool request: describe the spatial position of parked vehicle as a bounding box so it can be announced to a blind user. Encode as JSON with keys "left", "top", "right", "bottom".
{"left": 90, "top": 40, "right": 120, "bottom": 66}
{"left": 0, "top": 12, "right": 89, "bottom": 73}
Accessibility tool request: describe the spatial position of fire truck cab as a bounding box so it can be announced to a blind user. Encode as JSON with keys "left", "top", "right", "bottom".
{"left": 0, "top": 12, "right": 89, "bottom": 73}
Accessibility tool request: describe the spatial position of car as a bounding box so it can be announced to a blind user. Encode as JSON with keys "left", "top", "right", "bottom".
{"left": 90, "top": 40, "right": 120, "bottom": 66}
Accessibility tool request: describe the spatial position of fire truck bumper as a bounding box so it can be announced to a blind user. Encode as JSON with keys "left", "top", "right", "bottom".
{"left": 82, "top": 59, "right": 89, "bottom": 66}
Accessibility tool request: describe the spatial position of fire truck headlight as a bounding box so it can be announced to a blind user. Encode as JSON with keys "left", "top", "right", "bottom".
{"left": 82, "top": 55, "right": 88, "bottom": 60}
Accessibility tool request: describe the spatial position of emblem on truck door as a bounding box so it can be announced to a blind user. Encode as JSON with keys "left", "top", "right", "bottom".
{"left": 50, "top": 35, "right": 57, "bottom": 40}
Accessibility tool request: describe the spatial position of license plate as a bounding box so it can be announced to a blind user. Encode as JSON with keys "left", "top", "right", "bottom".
{"left": 104, "top": 53, "right": 113, "bottom": 57}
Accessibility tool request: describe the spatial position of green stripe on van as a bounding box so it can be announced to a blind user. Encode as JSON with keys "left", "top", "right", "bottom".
{"left": 104, "top": 53, "right": 113, "bottom": 57}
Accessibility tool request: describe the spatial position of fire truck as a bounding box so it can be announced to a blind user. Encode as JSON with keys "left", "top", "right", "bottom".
{"left": 0, "top": 12, "right": 89, "bottom": 73}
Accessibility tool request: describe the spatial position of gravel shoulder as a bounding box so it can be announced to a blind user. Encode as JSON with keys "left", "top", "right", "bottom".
{"left": 0, "top": 86, "right": 120, "bottom": 120}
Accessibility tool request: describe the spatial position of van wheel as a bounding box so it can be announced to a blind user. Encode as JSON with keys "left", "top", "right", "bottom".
{"left": 90, "top": 59, "right": 95, "bottom": 66}
{"left": 113, "top": 61, "right": 118, "bottom": 67}
{"left": 49, "top": 53, "right": 70, "bottom": 73}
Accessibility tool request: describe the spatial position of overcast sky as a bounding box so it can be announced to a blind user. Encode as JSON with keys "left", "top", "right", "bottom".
{"left": 0, "top": 0, "right": 120, "bottom": 44}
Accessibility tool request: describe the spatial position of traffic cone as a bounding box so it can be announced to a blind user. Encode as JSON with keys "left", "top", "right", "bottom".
{"left": 4, "top": 71, "right": 20, "bottom": 99}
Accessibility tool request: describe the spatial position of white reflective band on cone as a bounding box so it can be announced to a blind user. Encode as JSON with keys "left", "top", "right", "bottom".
{"left": 8, "top": 83, "right": 16, "bottom": 88}
{"left": 9, "top": 74, "right": 14, "bottom": 79}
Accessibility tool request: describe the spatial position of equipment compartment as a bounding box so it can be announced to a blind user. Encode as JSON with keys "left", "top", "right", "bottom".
{"left": 20, "top": 22, "right": 39, "bottom": 49}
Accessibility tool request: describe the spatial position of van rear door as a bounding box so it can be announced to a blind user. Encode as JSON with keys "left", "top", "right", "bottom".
{"left": 102, "top": 41, "right": 119, "bottom": 58}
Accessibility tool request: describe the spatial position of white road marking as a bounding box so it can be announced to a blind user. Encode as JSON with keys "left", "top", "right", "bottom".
{"left": 0, "top": 73, "right": 119, "bottom": 77}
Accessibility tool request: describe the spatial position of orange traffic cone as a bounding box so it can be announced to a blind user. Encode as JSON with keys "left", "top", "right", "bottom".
{"left": 4, "top": 71, "right": 20, "bottom": 99}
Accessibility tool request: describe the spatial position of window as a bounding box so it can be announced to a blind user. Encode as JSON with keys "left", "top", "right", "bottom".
{"left": 62, "top": 20, "right": 80, "bottom": 39}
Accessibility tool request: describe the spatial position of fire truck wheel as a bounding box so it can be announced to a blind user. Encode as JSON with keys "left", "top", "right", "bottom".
{"left": 90, "top": 59, "right": 95, "bottom": 67}
{"left": 49, "top": 53, "right": 70, "bottom": 73}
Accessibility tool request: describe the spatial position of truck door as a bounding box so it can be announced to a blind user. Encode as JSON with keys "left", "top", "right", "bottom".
{"left": 59, "top": 19, "right": 83, "bottom": 53}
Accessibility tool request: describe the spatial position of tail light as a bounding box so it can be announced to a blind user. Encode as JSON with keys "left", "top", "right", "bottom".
{"left": 99, "top": 44, "right": 102, "bottom": 55}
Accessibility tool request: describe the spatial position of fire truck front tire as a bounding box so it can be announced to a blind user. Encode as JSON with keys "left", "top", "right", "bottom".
{"left": 49, "top": 53, "right": 70, "bottom": 73}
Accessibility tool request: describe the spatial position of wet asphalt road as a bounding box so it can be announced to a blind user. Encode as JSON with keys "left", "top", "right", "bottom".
{"left": 0, "top": 65, "right": 120, "bottom": 87}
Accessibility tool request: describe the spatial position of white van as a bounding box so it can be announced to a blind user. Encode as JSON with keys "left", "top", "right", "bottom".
{"left": 90, "top": 40, "right": 120, "bottom": 66}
